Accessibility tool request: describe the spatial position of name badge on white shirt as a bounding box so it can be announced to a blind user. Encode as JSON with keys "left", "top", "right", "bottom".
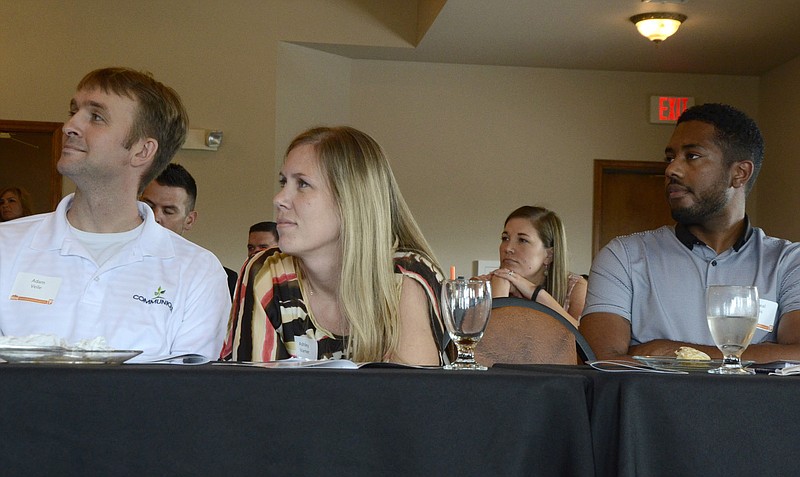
{"left": 10, "top": 272, "right": 62, "bottom": 305}
{"left": 294, "top": 334, "right": 318, "bottom": 360}
{"left": 758, "top": 299, "right": 778, "bottom": 332}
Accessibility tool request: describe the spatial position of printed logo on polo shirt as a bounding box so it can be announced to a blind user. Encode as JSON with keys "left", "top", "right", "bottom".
{"left": 132, "top": 286, "right": 173, "bottom": 312}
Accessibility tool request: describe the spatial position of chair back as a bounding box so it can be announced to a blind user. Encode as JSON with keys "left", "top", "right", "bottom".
{"left": 476, "top": 305, "right": 577, "bottom": 365}
{"left": 475, "top": 297, "right": 596, "bottom": 366}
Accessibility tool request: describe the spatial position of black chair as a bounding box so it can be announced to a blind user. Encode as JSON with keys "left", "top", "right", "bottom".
{"left": 486, "top": 297, "right": 596, "bottom": 363}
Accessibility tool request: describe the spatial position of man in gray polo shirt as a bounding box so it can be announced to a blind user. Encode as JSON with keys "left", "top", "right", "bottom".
{"left": 581, "top": 103, "right": 800, "bottom": 362}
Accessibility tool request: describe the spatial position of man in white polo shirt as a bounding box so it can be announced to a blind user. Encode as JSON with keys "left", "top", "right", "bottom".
{"left": 0, "top": 67, "right": 230, "bottom": 361}
{"left": 581, "top": 103, "right": 800, "bottom": 362}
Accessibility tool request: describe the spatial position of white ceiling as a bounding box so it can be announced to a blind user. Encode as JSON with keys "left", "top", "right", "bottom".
{"left": 308, "top": 0, "right": 800, "bottom": 76}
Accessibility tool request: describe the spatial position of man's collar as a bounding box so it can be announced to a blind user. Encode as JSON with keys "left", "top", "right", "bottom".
{"left": 674, "top": 216, "right": 753, "bottom": 252}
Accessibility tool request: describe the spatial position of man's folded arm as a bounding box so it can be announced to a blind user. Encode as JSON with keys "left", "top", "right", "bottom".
{"left": 741, "top": 310, "right": 800, "bottom": 362}
{"left": 580, "top": 312, "right": 635, "bottom": 361}
{"left": 582, "top": 310, "right": 800, "bottom": 363}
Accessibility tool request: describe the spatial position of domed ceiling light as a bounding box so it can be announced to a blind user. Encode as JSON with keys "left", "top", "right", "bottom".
{"left": 630, "top": 12, "right": 687, "bottom": 43}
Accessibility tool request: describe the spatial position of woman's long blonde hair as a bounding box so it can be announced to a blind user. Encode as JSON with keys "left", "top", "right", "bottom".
{"left": 286, "top": 126, "right": 440, "bottom": 362}
{"left": 504, "top": 206, "right": 570, "bottom": 306}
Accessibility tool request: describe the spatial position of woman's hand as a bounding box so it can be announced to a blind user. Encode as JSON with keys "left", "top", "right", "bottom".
{"left": 471, "top": 272, "right": 510, "bottom": 298}
{"left": 485, "top": 269, "right": 580, "bottom": 329}
{"left": 486, "top": 268, "right": 537, "bottom": 299}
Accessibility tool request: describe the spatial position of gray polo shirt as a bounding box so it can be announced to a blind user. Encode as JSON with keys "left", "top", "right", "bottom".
{"left": 584, "top": 222, "right": 800, "bottom": 346}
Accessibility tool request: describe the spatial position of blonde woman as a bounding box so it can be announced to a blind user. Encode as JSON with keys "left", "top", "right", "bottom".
{"left": 0, "top": 187, "right": 33, "bottom": 221}
{"left": 221, "top": 126, "right": 446, "bottom": 365}
{"left": 483, "top": 206, "right": 586, "bottom": 326}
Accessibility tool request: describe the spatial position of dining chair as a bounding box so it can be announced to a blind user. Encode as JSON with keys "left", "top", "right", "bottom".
{"left": 475, "top": 297, "right": 596, "bottom": 366}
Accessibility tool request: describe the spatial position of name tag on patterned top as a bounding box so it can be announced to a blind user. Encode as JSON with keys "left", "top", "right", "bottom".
{"left": 294, "top": 334, "right": 318, "bottom": 360}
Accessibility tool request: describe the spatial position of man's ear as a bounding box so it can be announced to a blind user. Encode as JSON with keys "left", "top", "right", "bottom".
{"left": 732, "top": 160, "right": 754, "bottom": 189}
{"left": 131, "top": 138, "right": 159, "bottom": 168}
{"left": 183, "top": 210, "right": 197, "bottom": 232}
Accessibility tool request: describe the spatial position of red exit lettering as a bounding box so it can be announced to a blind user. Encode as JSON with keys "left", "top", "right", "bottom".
{"left": 659, "top": 97, "right": 689, "bottom": 121}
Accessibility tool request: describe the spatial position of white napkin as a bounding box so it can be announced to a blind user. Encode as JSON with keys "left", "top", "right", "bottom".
{"left": 769, "top": 363, "right": 800, "bottom": 376}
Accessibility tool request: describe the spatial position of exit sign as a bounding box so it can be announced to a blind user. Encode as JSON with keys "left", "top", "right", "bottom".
{"left": 650, "top": 96, "right": 695, "bottom": 124}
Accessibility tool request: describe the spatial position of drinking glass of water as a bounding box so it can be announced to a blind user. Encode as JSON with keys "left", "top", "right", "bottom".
{"left": 706, "top": 285, "right": 759, "bottom": 375}
{"left": 441, "top": 278, "right": 492, "bottom": 370}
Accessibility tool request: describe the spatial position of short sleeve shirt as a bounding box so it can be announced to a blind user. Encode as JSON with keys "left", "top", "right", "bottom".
{"left": 584, "top": 223, "right": 800, "bottom": 346}
{"left": 0, "top": 194, "right": 231, "bottom": 360}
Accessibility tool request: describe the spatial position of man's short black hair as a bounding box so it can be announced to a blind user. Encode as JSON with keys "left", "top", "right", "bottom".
{"left": 249, "top": 221, "right": 278, "bottom": 236}
{"left": 677, "top": 103, "right": 764, "bottom": 194}
{"left": 154, "top": 163, "right": 197, "bottom": 211}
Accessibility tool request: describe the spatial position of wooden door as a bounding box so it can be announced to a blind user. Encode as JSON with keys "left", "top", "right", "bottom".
{"left": 0, "top": 119, "right": 63, "bottom": 213}
{"left": 592, "top": 160, "right": 673, "bottom": 257}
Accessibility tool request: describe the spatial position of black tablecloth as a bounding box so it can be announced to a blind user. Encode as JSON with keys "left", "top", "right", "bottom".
{"left": 0, "top": 364, "right": 595, "bottom": 477}
{"left": 497, "top": 364, "right": 800, "bottom": 477}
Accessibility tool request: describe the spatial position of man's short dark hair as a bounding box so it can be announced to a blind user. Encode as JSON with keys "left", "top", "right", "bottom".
{"left": 77, "top": 67, "right": 189, "bottom": 194}
{"left": 154, "top": 163, "right": 197, "bottom": 211}
{"left": 677, "top": 103, "right": 764, "bottom": 194}
{"left": 249, "top": 221, "right": 278, "bottom": 237}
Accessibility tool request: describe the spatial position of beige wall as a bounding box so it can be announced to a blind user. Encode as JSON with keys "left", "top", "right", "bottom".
{"left": 757, "top": 55, "right": 800, "bottom": 240}
{"left": 275, "top": 42, "right": 352, "bottom": 179}
{"left": 1, "top": 0, "right": 415, "bottom": 270}
{"left": 347, "top": 61, "right": 759, "bottom": 275}
{"left": 1, "top": 1, "right": 793, "bottom": 278}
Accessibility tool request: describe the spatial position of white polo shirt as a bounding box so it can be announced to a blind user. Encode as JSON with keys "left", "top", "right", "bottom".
{"left": 0, "top": 194, "right": 231, "bottom": 361}
{"left": 585, "top": 223, "right": 800, "bottom": 346}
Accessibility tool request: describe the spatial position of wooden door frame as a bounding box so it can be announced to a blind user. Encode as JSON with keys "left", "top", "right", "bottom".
{"left": 592, "top": 159, "right": 668, "bottom": 257}
{"left": 0, "top": 119, "right": 63, "bottom": 209}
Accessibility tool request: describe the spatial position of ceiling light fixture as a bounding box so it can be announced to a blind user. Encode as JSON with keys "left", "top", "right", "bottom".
{"left": 630, "top": 12, "right": 687, "bottom": 43}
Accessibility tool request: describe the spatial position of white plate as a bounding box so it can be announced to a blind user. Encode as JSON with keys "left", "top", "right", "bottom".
{"left": 0, "top": 345, "right": 142, "bottom": 364}
{"left": 634, "top": 355, "right": 754, "bottom": 372}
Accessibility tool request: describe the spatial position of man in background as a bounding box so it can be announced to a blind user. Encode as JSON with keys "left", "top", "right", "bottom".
{"left": 247, "top": 221, "right": 279, "bottom": 257}
{"left": 0, "top": 67, "right": 230, "bottom": 361}
{"left": 140, "top": 163, "right": 197, "bottom": 235}
{"left": 141, "top": 163, "right": 238, "bottom": 297}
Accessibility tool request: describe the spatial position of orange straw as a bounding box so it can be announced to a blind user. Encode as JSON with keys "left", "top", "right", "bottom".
{"left": 450, "top": 266, "right": 456, "bottom": 280}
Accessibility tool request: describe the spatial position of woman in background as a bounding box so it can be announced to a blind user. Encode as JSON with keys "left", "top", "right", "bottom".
{"left": 221, "top": 126, "right": 447, "bottom": 365}
{"left": 483, "top": 206, "right": 586, "bottom": 325}
{"left": 0, "top": 187, "right": 33, "bottom": 222}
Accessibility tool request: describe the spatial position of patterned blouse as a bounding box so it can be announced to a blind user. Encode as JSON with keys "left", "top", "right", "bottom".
{"left": 220, "top": 248, "right": 447, "bottom": 363}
